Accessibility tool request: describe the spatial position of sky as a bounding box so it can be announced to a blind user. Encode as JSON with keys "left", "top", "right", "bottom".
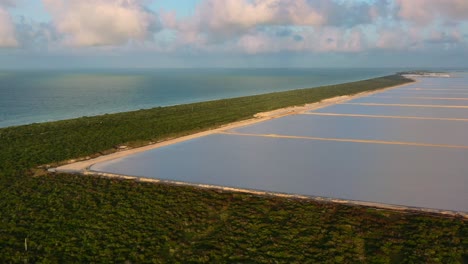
{"left": 0, "top": 0, "right": 467, "bottom": 69}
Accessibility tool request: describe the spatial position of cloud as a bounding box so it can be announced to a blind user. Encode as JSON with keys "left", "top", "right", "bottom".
{"left": 203, "top": 0, "right": 323, "bottom": 29}
{"left": 166, "top": 0, "right": 388, "bottom": 39}
{"left": 426, "top": 30, "right": 463, "bottom": 45}
{"left": 0, "top": 7, "right": 18, "bottom": 47}
{"left": 3, "top": 0, "right": 468, "bottom": 57}
{"left": 236, "top": 27, "right": 366, "bottom": 54}
{"left": 43, "top": 0, "right": 159, "bottom": 46}
{"left": 395, "top": 0, "right": 468, "bottom": 25}
{"left": 376, "top": 29, "right": 409, "bottom": 50}
{"left": 161, "top": 0, "right": 394, "bottom": 53}
{"left": 374, "top": 25, "right": 468, "bottom": 52}
{"left": 308, "top": 0, "right": 390, "bottom": 27}
{"left": 15, "top": 18, "right": 58, "bottom": 50}
{"left": 0, "top": 0, "right": 16, "bottom": 7}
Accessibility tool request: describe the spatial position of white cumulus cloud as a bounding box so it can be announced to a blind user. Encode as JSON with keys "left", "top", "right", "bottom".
{"left": 43, "top": 0, "right": 159, "bottom": 46}
{"left": 0, "top": 7, "right": 18, "bottom": 47}
{"left": 161, "top": 0, "right": 393, "bottom": 53}
{"left": 395, "top": 0, "right": 468, "bottom": 25}
{"left": 167, "top": 0, "right": 325, "bottom": 39}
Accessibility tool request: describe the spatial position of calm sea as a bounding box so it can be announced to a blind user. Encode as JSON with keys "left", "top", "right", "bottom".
{"left": 0, "top": 68, "right": 401, "bottom": 128}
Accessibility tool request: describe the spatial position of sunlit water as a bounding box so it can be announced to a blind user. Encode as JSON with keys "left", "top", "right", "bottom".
{"left": 0, "top": 68, "right": 400, "bottom": 128}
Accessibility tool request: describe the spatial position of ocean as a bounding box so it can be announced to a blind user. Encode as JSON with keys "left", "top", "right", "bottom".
{"left": 0, "top": 68, "right": 401, "bottom": 128}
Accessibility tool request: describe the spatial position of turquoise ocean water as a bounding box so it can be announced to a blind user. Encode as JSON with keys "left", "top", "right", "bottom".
{"left": 0, "top": 68, "right": 401, "bottom": 128}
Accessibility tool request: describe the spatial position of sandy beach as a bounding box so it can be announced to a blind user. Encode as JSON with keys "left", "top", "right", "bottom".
{"left": 55, "top": 82, "right": 409, "bottom": 174}
{"left": 52, "top": 79, "right": 468, "bottom": 219}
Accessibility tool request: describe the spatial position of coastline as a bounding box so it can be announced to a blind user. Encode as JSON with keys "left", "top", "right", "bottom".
{"left": 49, "top": 78, "right": 468, "bottom": 219}
{"left": 54, "top": 81, "right": 412, "bottom": 174}
{"left": 0, "top": 68, "right": 401, "bottom": 129}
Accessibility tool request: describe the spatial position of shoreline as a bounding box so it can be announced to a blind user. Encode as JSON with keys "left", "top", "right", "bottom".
{"left": 49, "top": 79, "right": 468, "bottom": 219}
{"left": 54, "top": 81, "right": 411, "bottom": 174}
{"left": 0, "top": 70, "right": 400, "bottom": 129}
{"left": 2, "top": 59, "right": 467, "bottom": 260}
{"left": 83, "top": 170, "right": 468, "bottom": 219}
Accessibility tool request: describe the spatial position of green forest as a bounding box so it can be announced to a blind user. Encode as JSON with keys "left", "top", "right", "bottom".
{"left": 1, "top": 75, "right": 467, "bottom": 263}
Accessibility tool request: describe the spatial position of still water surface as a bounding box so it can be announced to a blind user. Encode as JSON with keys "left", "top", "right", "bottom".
{"left": 313, "top": 104, "right": 468, "bottom": 119}
{"left": 91, "top": 134, "right": 468, "bottom": 212}
{"left": 350, "top": 96, "right": 468, "bottom": 106}
{"left": 0, "top": 68, "right": 398, "bottom": 128}
{"left": 91, "top": 74, "right": 468, "bottom": 212}
{"left": 229, "top": 114, "right": 468, "bottom": 146}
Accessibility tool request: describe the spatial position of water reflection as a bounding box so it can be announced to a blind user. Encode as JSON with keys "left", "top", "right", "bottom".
{"left": 91, "top": 74, "right": 468, "bottom": 213}
{"left": 312, "top": 104, "right": 468, "bottom": 119}
{"left": 229, "top": 114, "right": 468, "bottom": 146}
{"left": 91, "top": 134, "right": 468, "bottom": 212}
{"left": 349, "top": 96, "right": 468, "bottom": 106}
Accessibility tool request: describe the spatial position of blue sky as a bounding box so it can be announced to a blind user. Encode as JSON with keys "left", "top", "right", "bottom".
{"left": 0, "top": 0, "right": 467, "bottom": 69}
{"left": 149, "top": 0, "right": 199, "bottom": 18}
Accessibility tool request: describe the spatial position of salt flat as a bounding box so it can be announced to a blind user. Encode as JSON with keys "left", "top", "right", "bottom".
{"left": 86, "top": 73, "right": 468, "bottom": 214}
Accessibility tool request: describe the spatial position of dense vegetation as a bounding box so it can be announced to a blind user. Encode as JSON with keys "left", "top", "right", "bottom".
{"left": 1, "top": 75, "right": 466, "bottom": 262}
{"left": 1, "top": 175, "right": 466, "bottom": 263}
{"left": 1, "top": 74, "right": 410, "bottom": 174}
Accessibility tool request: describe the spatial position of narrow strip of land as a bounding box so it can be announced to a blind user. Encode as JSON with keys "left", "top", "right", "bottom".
{"left": 407, "top": 88, "right": 468, "bottom": 91}
{"left": 302, "top": 112, "right": 468, "bottom": 122}
{"left": 55, "top": 79, "right": 413, "bottom": 173}
{"left": 371, "top": 95, "right": 468, "bottom": 100}
{"left": 219, "top": 131, "right": 468, "bottom": 149}
{"left": 384, "top": 91, "right": 468, "bottom": 95}
{"left": 340, "top": 102, "right": 468, "bottom": 108}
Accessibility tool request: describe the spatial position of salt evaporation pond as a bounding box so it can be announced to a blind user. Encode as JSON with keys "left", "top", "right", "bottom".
{"left": 90, "top": 73, "right": 468, "bottom": 213}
